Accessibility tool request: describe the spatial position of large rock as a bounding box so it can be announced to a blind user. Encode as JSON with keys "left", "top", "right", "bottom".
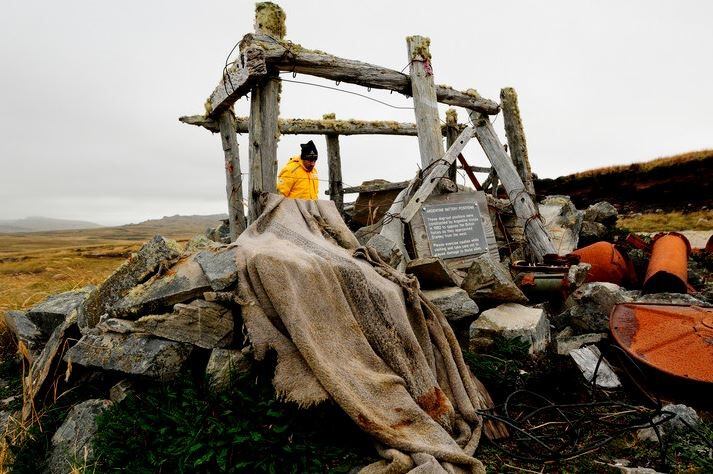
{"left": 578, "top": 221, "right": 608, "bottom": 247}
{"left": 22, "top": 312, "right": 81, "bottom": 421}
{"left": 366, "top": 234, "right": 404, "bottom": 269}
{"left": 407, "top": 257, "right": 459, "bottom": 289}
{"left": 469, "top": 303, "right": 550, "bottom": 354}
{"left": 49, "top": 399, "right": 112, "bottom": 474}
{"left": 27, "top": 287, "right": 93, "bottom": 336}
{"left": 109, "top": 253, "right": 211, "bottom": 318}
{"left": 636, "top": 292, "right": 711, "bottom": 307}
{"left": 78, "top": 236, "right": 182, "bottom": 329}
{"left": 566, "top": 282, "right": 634, "bottom": 333}
{"left": 583, "top": 201, "right": 618, "bottom": 226}
{"left": 64, "top": 332, "right": 193, "bottom": 380}
{"left": 195, "top": 247, "right": 240, "bottom": 291}
{"left": 539, "top": 195, "right": 583, "bottom": 255}
{"left": 98, "top": 300, "right": 233, "bottom": 349}
{"left": 2, "top": 310, "right": 44, "bottom": 362}
{"left": 423, "top": 287, "right": 478, "bottom": 322}
{"left": 206, "top": 347, "right": 253, "bottom": 392}
{"left": 637, "top": 404, "right": 701, "bottom": 442}
{"left": 461, "top": 254, "right": 528, "bottom": 305}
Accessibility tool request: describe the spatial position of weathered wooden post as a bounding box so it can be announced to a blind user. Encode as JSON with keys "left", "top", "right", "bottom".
{"left": 445, "top": 108, "right": 459, "bottom": 182}
{"left": 323, "top": 113, "right": 343, "bottom": 211}
{"left": 407, "top": 36, "right": 445, "bottom": 170}
{"left": 217, "top": 111, "right": 247, "bottom": 239}
{"left": 469, "top": 109, "right": 555, "bottom": 262}
{"left": 248, "top": 2, "right": 284, "bottom": 222}
{"left": 501, "top": 87, "right": 535, "bottom": 196}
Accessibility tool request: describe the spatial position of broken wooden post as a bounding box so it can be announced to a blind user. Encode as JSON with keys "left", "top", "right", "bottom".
{"left": 217, "top": 111, "right": 247, "bottom": 239}
{"left": 247, "top": 3, "right": 284, "bottom": 222}
{"left": 445, "top": 108, "right": 459, "bottom": 182}
{"left": 407, "top": 36, "right": 445, "bottom": 170}
{"left": 501, "top": 87, "right": 535, "bottom": 196}
{"left": 323, "top": 113, "right": 343, "bottom": 211}
{"left": 469, "top": 109, "right": 555, "bottom": 262}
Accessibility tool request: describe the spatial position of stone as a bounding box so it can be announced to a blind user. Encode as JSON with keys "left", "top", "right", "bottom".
{"left": 566, "top": 282, "right": 633, "bottom": 333}
{"left": 109, "top": 380, "right": 133, "bottom": 403}
{"left": 49, "top": 399, "right": 112, "bottom": 474}
{"left": 566, "top": 263, "right": 591, "bottom": 289}
{"left": 637, "top": 404, "right": 701, "bottom": 442}
{"left": 469, "top": 303, "right": 550, "bottom": 354}
{"left": 22, "top": 312, "right": 81, "bottom": 422}
{"left": 461, "top": 254, "right": 528, "bottom": 305}
{"left": 584, "top": 201, "right": 618, "bottom": 226}
{"left": 578, "top": 221, "right": 608, "bottom": 247}
{"left": 539, "top": 195, "right": 583, "bottom": 255}
{"left": 64, "top": 332, "right": 193, "bottom": 380}
{"left": 556, "top": 333, "right": 606, "bottom": 355}
{"left": 78, "top": 236, "right": 183, "bottom": 329}
{"left": 195, "top": 247, "right": 240, "bottom": 291}
{"left": 27, "top": 287, "right": 93, "bottom": 336}
{"left": 2, "top": 310, "right": 44, "bottom": 362}
{"left": 99, "top": 300, "right": 233, "bottom": 349}
{"left": 636, "top": 292, "right": 711, "bottom": 307}
{"left": 354, "top": 221, "right": 384, "bottom": 246}
{"left": 366, "top": 234, "right": 404, "bottom": 269}
{"left": 618, "top": 467, "right": 664, "bottom": 474}
{"left": 109, "top": 253, "right": 212, "bottom": 318}
{"left": 184, "top": 234, "right": 224, "bottom": 253}
{"left": 422, "top": 287, "right": 478, "bottom": 322}
{"left": 206, "top": 347, "right": 253, "bottom": 392}
{"left": 569, "top": 345, "right": 621, "bottom": 388}
{"left": 407, "top": 257, "right": 459, "bottom": 289}
{"left": 205, "top": 219, "right": 231, "bottom": 244}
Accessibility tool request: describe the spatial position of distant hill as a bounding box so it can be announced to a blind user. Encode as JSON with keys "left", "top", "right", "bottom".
{"left": 0, "top": 216, "right": 103, "bottom": 233}
{"left": 535, "top": 150, "right": 713, "bottom": 213}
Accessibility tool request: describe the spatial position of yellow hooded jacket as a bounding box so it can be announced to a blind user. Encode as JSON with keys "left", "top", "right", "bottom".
{"left": 277, "top": 155, "right": 319, "bottom": 200}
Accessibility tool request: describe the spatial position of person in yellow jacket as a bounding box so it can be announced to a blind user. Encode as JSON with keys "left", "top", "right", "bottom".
{"left": 277, "top": 140, "right": 319, "bottom": 200}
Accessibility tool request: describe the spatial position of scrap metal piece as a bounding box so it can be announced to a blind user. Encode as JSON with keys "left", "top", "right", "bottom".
{"left": 642, "top": 232, "right": 690, "bottom": 294}
{"left": 610, "top": 303, "right": 713, "bottom": 383}
{"left": 572, "top": 242, "right": 637, "bottom": 286}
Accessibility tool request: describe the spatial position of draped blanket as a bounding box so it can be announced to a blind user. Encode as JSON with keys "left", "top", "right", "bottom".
{"left": 234, "top": 195, "right": 494, "bottom": 473}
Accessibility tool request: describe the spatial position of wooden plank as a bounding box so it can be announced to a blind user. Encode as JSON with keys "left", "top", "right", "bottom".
{"left": 217, "top": 111, "right": 246, "bottom": 240}
{"left": 501, "top": 87, "right": 535, "bottom": 196}
{"left": 239, "top": 33, "right": 500, "bottom": 114}
{"left": 400, "top": 126, "right": 476, "bottom": 223}
{"left": 458, "top": 165, "right": 491, "bottom": 174}
{"left": 179, "top": 114, "right": 466, "bottom": 136}
{"left": 469, "top": 111, "right": 555, "bottom": 261}
{"left": 445, "top": 109, "right": 459, "bottom": 182}
{"left": 327, "top": 180, "right": 410, "bottom": 195}
{"left": 324, "top": 114, "right": 343, "bottom": 211}
{"left": 205, "top": 47, "right": 268, "bottom": 118}
{"left": 407, "top": 36, "right": 445, "bottom": 169}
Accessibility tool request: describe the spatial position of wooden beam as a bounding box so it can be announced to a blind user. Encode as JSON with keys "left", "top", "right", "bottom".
{"left": 407, "top": 36, "right": 445, "bottom": 169}
{"left": 324, "top": 113, "right": 343, "bottom": 212}
{"left": 180, "top": 114, "right": 466, "bottom": 136}
{"left": 501, "top": 87, "right": 535, "bottom": 196}
{"left": 328, "top": 180, "right": 411, "bottom": 195}
{"left": 247, "top": 4, "right": 284, "bottom": 222}
{"left": 400, "top": 126, "right": 477, "bottom": 223}
{"left": 239, "top": 34, "right": 500, "bottom": 114}
{"left": 205, "top": 47, "right": 268, "bottom": 117}
{"left": 445, "top": 109, "right": 459, "bottom": 181}
{"left": 217, "top": 111, "right": 246, "bottom": 239}
{"left": 458, "top": 165, "right": 491, "bottom": 173}
{"left": 469, "top": 111, "right": 555, "bottom": 262}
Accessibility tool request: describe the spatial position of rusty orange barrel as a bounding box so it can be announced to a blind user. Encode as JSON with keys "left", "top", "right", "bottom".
{"left": 642, "top": 232, "right": 690, "bottom": 294}
{"left": 572, "top": 242, "right": 637, "bottom": 286}
{"left": 610, "top": 303, "right": 713, "bottom": 383}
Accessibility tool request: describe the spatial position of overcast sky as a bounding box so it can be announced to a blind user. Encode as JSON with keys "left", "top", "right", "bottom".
{"left": 1, "top": 1, "right": 711, "bottom": 226}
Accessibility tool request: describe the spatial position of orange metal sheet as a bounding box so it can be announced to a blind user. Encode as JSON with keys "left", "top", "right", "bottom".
{"left": 572, "top": 242, "right": 637, "bottom": 286}
{"left": 610, "top": 303, "right": 713, "bottom": 383}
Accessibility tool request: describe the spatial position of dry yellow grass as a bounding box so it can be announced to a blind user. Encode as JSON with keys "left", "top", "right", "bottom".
{"left": 573, "top": 149, "right": 713, "bottom": 179}
{"left": 618, "top": 210, "right": 713, "bottom": 233}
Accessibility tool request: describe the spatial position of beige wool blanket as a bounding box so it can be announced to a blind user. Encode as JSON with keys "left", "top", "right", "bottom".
{"left": 234, "top": 195, "right": 495, "bottom": 473}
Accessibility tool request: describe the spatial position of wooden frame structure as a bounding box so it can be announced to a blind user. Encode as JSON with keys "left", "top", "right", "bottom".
{"left": 180, "top": 2, "right": 553, "bottom": 261}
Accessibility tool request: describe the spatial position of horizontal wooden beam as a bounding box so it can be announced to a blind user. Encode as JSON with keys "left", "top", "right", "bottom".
{"left": 205, "top": 46, "right": 268, "bottom": 117}
{"left": 179, "top": 114, "right": 467, "bottom": 137}
{"left": 458, "top": 165, "right": 492, "bottom": 173}
{"left": 234, "top": 34, "right": 499, "bottom": 115}
{"left": 325, "top": 180, "right": 410, "bottom": 195}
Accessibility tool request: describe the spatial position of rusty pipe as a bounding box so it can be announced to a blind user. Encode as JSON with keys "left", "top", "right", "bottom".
{"left": 572, "top": 242, "right": 637, "bottom": 286}
{"left": 642, "top": 232, "right": 691, "bottom": 294}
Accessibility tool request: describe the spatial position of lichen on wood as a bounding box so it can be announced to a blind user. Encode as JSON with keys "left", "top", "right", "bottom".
{"left": 255, "top": 2, "right": 286, "bottom": 38}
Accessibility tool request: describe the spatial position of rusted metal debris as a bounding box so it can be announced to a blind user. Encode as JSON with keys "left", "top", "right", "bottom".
{"left": 610, "top": 303, "right": 713, "bottom": 383}
{"left": 572, "top": 242, "right": 637, "bottom": 286}
{"left": 642, "top": 232, "right": 690, "bottom": 294}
